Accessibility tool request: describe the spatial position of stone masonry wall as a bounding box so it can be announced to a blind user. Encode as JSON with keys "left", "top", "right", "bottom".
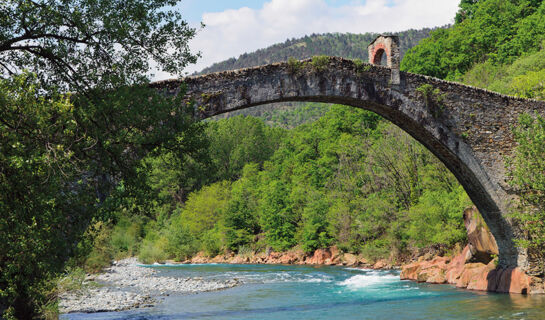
{"left": 150, "top": 57, "right": 545, "bottom": 274}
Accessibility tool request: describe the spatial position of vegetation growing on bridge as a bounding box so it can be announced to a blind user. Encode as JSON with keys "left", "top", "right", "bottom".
{"left": 416, "top": 84, "right": 446, "bottom": 118}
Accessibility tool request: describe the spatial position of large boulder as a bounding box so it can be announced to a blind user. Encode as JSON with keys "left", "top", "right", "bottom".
{"left": 445, "top": 245, "right": 473, "bottom": 283}
{"left": 400, "top": 256, "right": 449, "bottom": 283}
{"left": 305, "top": 248, "right": 331, "bottom": 264}
{"left": 342, "top": 253, "right": 359, "bottom": 266}
{"left": 463, "top": 207, "right": 499, "bottom": 264}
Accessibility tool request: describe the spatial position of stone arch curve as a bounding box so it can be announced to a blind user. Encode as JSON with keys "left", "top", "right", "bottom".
{"left": 151, "top": 57, "right": 545, "bottom": 273}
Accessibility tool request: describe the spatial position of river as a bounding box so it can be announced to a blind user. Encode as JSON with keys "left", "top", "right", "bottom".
{"left": 61, "top": 264, "right": 545, "bottom": 319}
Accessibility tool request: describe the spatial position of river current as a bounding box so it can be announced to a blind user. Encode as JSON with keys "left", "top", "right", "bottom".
{"left": 62, "top": 264, "right": 545, "bottom": 319}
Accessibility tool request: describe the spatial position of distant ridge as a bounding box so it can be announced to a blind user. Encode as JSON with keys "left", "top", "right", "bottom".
{"left": 196, "top": 27, "right": 441, "bottom": 75}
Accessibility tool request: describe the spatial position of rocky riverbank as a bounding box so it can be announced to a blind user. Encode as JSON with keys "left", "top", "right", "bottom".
{"left": 61, "top": 206, "right": 543, "bottom": 314}
{"left": 59, "top": 258, "right": 241, "bottom": 314}
{"left": 400, "top": 207, "right": 544, "bottom": 294}
{"left": 180, "top": 206, "right": 544, "bottom": 295}
{"left": 181, "top": 246, "right": 400, "bottom": 269}
{"left": 181, "top": 245, "right": 399, "bottom": 270}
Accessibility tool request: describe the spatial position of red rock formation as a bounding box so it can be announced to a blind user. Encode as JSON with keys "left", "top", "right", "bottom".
{"left": 342, "top": 253, "right": 359, "bottom": 266}
{"left": 400, "top": 207, "right": 543, "bottom": 294}
{"left": 445, "top": 245, "right": 472, "bottom": 283}
{"left": 305, "top": 248, "right": 332, "bottom": 265}
{"left": 463, "top": 207, "right": 499, "bottom": 264}
{"left": 400, "top": 256, "right": 450, "bottom": 283}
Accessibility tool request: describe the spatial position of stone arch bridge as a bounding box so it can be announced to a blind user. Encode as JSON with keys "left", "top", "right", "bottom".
{"left": 150, "top": 37, "right": 545, "bottom": 274}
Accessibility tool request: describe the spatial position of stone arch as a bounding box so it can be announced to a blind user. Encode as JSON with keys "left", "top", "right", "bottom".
{"left": 151, "top": 57, "right": 545, "bottom": 273}
{"left": 371, "top": 45, "right": 387, "bottom": 65}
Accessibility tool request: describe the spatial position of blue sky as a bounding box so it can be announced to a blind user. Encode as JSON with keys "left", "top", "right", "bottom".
{"left": 177, "top": 0, "right": 394, "bottom": 23}
{"left": 157, "top": 0, "right": 459, "bottom": 78}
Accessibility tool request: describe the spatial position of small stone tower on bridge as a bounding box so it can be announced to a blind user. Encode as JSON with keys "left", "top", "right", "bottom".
{"left": 368, "top": 35, "right": 400, "bottom": 84}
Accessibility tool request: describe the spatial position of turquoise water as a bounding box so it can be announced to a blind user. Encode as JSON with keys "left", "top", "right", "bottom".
{"left": 63, "top": 264, "right": 545, "bottom": 319}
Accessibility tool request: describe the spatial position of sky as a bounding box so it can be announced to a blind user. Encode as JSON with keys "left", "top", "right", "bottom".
{"left": 157, "top": 0, "right": 461, "bottom": 79}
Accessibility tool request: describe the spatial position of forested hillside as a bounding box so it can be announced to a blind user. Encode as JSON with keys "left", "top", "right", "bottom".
{"left": 402, "top": 0, "right": 545, "bottom": 251}
{"left": 198, "top": 29, "right": 435, "bottom": 75}
{"left": 88, "top": 106, "right": 470, "bottom": 268}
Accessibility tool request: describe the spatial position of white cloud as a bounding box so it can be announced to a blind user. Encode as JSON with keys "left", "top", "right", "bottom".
{"left": 172, "top": 0, "right": 459, "bottom": 77}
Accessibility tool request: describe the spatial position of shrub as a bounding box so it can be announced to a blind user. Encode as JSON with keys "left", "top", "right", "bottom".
{"left": 359, "top": 239, "right": 391, "bottom": 263}
{"left": 165, "top": 224, "right": 198, "bottom": 261}
{"left": 311, "top": 55, "right": 330, "bottom": 72}
{"left": 139, "top": 238, "right": 168, "bottom": 264}
{"left": 353, "top": 58, "right": 371, "bottom": 75}
{"left": 57, "top": 267, "right": 87, "bottom": 294}
{"left": 237, "top": 244, "right": 254, "bottom": 257}
{"left": 202, "top": 228, "right": 223, "bottom": 257}
{"left": 287, "top": 57, "right": 303, "bottom": 75}
{"left": 83, "top": 221, "right": 114, "bottom": 273}
{"left": 109, "top": 217, "right": 143, "bottom": 259}
{"left": 416, "top": 84, "right": 446, "bottom": 117}
{"left": 508, "top": 113, "right": 545, "bottom": 253}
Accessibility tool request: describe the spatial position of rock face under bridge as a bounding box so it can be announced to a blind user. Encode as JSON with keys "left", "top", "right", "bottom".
{"left": 150, "top": 56, "right": 545, "bottom": 275}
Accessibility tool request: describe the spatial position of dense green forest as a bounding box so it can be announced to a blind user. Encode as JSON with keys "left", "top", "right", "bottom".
{"left": 2, "top": 0, "right": 545, "bottom": 318}
{"left": 198, "top": 29, "right": 435, "bottom": 75}
{"left": 87, "top": 106, "right": 471, "bottom": 269}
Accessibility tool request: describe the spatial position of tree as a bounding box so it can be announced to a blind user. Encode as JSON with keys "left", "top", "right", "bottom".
{"left": 300, "top": 193, "right": 331, "bottom": 253}
{"left": 223, "top": 164, "right": 261, "bottom": 251}
{"left": 0, "top": 74, "right": 93, "bottom": 318}
{"left": 259, "top": 180, "right": 297, "bottom": 251}
{"left": 206, "top": 116, "right": 284, "bottom": 182}
{"left": 455, "top": 0, "right": 480, "bottom": 23}
{"left": 180, "top": 181, "right": 231, "bottom": 236}
{"left": 508, "top": 114, "right": 545, "bottom": 253}
{"left": 0, "top": 0, "right": 199, "bottom": 91}
{"left": 0, "top": 1, "right": 201, "bottom": 317}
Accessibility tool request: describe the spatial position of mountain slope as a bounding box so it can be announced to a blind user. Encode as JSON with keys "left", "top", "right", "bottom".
{"left": 197, "top": 28, "right": 439, "bottom": 75}
{"left": 203, "top": 27, "right": 440, "bottom": 126}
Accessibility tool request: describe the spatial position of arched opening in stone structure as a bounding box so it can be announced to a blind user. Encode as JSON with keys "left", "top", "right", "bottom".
{"left": 202, "top": 99, "right": 511, "bottom": 265}
{"left": 208, "top": 101, "right": 498, "bottom": 267}
{"left": 372, "top": 48, "right": 388, "bottom": 66}
{"left": 182, "top": 57, "right": 523, "bottom": 269}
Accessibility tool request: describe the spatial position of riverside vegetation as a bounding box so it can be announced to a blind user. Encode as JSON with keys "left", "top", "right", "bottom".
{"left": 2, "top": 0, "right": 545, "bottom": 318}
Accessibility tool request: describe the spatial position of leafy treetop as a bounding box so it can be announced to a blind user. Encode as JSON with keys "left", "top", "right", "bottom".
{"left": 0, "top": 0, "right": 199, "bottom": 91}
